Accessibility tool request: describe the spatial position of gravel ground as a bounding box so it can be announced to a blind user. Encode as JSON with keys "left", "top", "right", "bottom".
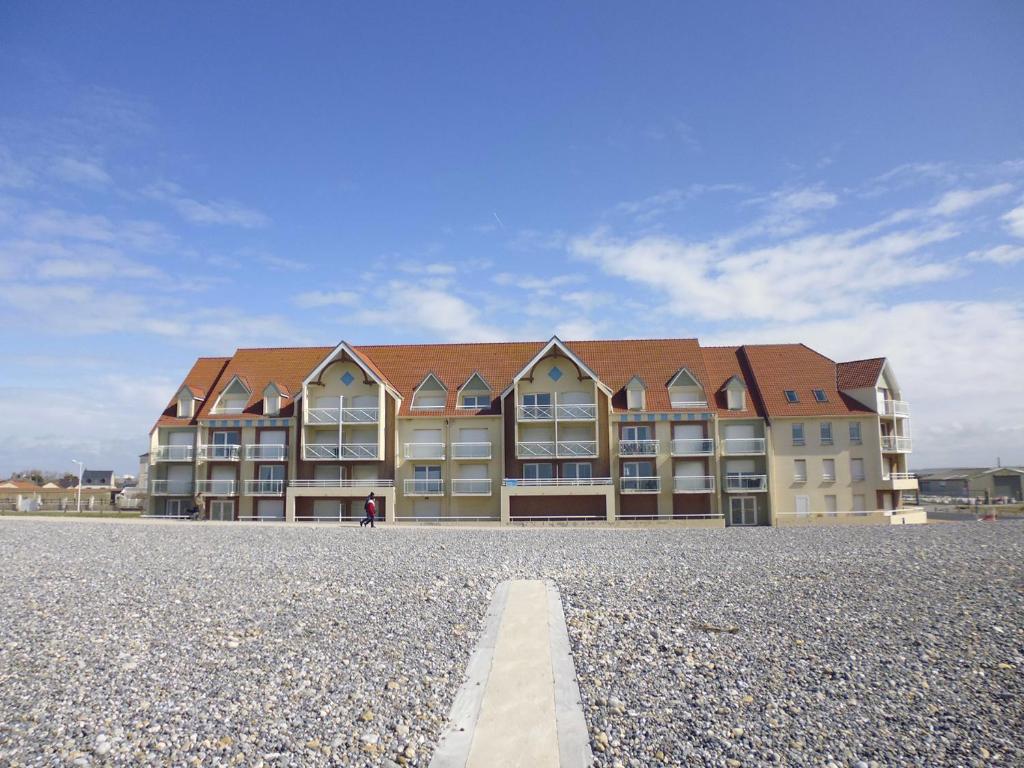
{"left": 0, "top": 519, "right": 1021, "bottom": 767}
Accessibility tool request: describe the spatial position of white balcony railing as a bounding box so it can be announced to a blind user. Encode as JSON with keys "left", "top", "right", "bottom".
{"left": 304, "top": 443, "right": 379, "bottom": 460}
{"left": 245, "top": 444, "right": 287, "bottom": 461}
{"left": 725, "top": 473, "right": 768, "bottom": 492}
{"left": 198, "top": 444, "right": 241, "bottom": 461}
{"left": 620, "top": 476, "right": 660, "bottom": 493}
{"left": 150, "top": 479, "right": 194, "bottom": 496}
{"left": 618, "top": 440, "right": 660, "bottom": 457}
{"left": 195, "top": 479, "right": 238, "bottom": 495}
{"left": 673, "top": 475, "right": 715, "bottom": 493}
{"left": 670, "top": 400, "right": 708, "bottom": 409}
{"left": 670, "top": 438, "right": 714, "bottom": 456}
{"left": 403, "top": 443, "right": 446, "bottom": 460}
{"left": 289, "top": 479, "right": 395, "bottom": 488}
{"left": 517, "top": 404, "right": 553, "bottom": 421}
{"left": 306, "top": 406, "right": 380, "bottom": 424}
{"left": 451, "top": 442, "right": 492, "bottom": 460}
{"left": 881, "top": 400, "right": 910, "bottom": 417}
{"left": 404, "top": 479, "right": 444, "bottom": 496}
{"left": 881, "top": 436, "right": 913, "bottom": 452}
{"left": 244, "top": 479, "right": 284, "bottom": 496}
{"left": 557, "top": 440, "right": 598, "bottom": 457}
{"left": 451, "top": 478, "right": 492, "bottom": 496}
{"left": 555, "top": 403, "right": 597, "bottom": 420}
{"left": 153, "top": 445, "right": 194, "bottom": 462}
{"left": 502, "top": 477, "right": 612, "bottom": 487}
{"left": 517, "top": 441, "right": 555, "bottom": 458}
{"left": 211, "top": 406, "right": 245, "bottom": 415}
{"left": 722, "top": 438, "right": 766, "bottom": 455}
{"left": 885, "top": 471, "right": 917, "bottom": 480}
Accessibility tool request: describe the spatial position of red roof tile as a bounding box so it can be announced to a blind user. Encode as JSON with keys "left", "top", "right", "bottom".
{"left": 152, "top": 357, "right": 231, "bottom": 432}
{"left": 837, "top": 358, "right": 886, "bottom": 390}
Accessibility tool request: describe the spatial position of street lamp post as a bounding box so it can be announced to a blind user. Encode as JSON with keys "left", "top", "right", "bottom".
{"left": 71, "top": 459, "right": 84, "bottom": 515}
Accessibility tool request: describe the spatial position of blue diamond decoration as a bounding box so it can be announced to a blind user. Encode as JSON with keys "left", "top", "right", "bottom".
{"left": 548, "top": 366, "right": 563, "bottom": 382}
{"left": 341, "top": 372, "right": 355, "bottom": 386}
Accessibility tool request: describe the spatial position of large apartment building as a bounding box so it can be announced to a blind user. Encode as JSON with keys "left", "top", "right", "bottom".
{"left": 147, "top": 337, "right": 918, "bottom": 526}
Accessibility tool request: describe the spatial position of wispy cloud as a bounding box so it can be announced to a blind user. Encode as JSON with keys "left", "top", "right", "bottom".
{"left": 50, "top": 157, "right": 112, "bottom": 187}
{"left": 929, "top": 183, "right": 1014, "bottom": 216}
{"left": 1003, "top": 201, "right": 1024, "bottom": 238}
{"left": 143, "top": 180, "right": 269, "bottom": 228}
{"left": 967, "top": 244, "right": 1024, "bottom": 265}
{"left": 613, "top": 183, "right": 746, "bottom": 224}
{"left": 352, "top": 281, "right": 506, "bottom": 342}
{"left": 293, "top": 290, "right": 359, "bottom": 308}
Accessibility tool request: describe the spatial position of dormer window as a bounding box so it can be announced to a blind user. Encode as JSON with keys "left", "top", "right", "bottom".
{"left": 176, "top": 390, "right": 194, "bottom": 419}
{"left": 263, "top": 383, "right": 284, "bottom": 416}
{"left": 723, "top": 376, "right": 746, "bottom": 411}
{"left": 784, "top": 390, "right": 799, "bottom": 403}
{"left": 626, "top": 376, "right": 646, "bottom": 411}
{"left": 668, "top": 368, "right": 707, "bottom": 408}
{"left": 813, "top": 389, "right": 828, "bottom": 403}
{"left": 412, "top": 373, "right": 447, "bottom": 409}
{"left": 213, "top": 377, "right": 250, "bottom": 414}
{"left": 458, "top": 373, "right": 491, "bottom": 409}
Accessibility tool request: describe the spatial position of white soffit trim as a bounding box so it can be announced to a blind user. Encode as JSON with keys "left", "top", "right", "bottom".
{"left": 500, "top": 336, "right": 612, "bottom": 398}
{"left": 301, "top": 340, "right": 402, "bottom": 401}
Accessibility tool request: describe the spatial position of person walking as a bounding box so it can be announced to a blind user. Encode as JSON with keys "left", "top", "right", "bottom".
{"left": 360, "top": 492, "right": 377, "bottom": 528}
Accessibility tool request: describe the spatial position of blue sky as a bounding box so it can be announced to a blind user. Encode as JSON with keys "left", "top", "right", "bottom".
{"left": 1, "top": 2, "right": 1022, "bottom": 475}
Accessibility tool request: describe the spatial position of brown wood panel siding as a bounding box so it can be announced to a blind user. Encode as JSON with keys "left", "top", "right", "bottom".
{"left": 383, "top": 395, "right": 396, "bottom": 479}
{"left": 503, "top": 391, "right": 518, "bottom": 478}
{"left": 672, "top": 494, "right": 713, "bottom": 517}
{"left": 619, "top": 493, "right": 658, "bottom": 519}
{"left": 509, "top": 495, "right": 604, "bottom": 520}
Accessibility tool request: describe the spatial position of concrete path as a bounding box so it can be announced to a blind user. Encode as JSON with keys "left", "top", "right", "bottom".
{"left": 431, "top": 580, "right": 592, "bottom": 768}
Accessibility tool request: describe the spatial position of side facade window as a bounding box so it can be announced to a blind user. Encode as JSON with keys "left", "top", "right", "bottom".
{"left": 820, "top": 422, "right": 833, "bottom": 445}
{"left": 792, "top": 423, "right": 805, "bottom": 446}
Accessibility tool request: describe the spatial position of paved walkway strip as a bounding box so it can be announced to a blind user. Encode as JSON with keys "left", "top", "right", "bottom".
{"left": 430, "top": 579, "right": 593, "bottom": 768}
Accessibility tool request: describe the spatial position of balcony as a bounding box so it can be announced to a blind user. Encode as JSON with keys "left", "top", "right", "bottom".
{"left": 515, "top": 441, "right": 598, "bottom": 459}
{"left": 304, "top": 443, "right": 379, "bottom": 460}
{"left": 451, "top": 478, "right": 492, "bottom": 496}
{"left": 517, "top": 403, "right": 597, "bottom": 422}
{"left": 502, "top": 477, "right": 612, "bottom": 487}
{"left": 150, "top": 479, "right": 194, "bottom": 496}
{"left": 404, "top": 443, "right": 446, "bottom": 460}
{"left": 290, "top": 479, "right": 395, "bottom": 488}
{"left": 881, "top": 436, "right": 913, "bottom": 453}
{"left": 670, "top": 438, "right": 714, "bottom": 456}
{"left": 725, "top": 473, "right": 768, "bottom": 492}
{"left": 620, "top": 476, "right": 660, "bottom": 493}
{"left": 673, "top": 475, "right": 715, "bottom": 493}
{"left": 670, "top": 400, "right": 708, "bottom": 409}
{"left": 881, "top": 400, "right": 910, "bottom": 418}
{"left": 306, "top": 406, "right": 380, "bottom": 425}
{"left": 244, "top": 479, "right": 284, "bottom": 496}
{"left": 883, "top": 471, "right": 919, "bottom": 490}
{"left": 196, "top": 479, "right": 238, "bottom": 495}
{"left": 619, "top": 439, "right": 659, "bottom": 457}
{"left": 404, "top": 479, "right": 444, "bottom": 496}
{"left": 198, "top": 444, "right": 241, "bottom": 461}
{"left": 245, "top": 444, "right": 288, "bottom": 461}
{"left": 153, "top": 445, "right": 194, "bottom": 462}
{"left": 451, "top": 442, "right": 492, "bottom": 460}
{"left": 722, "top": 438, "right": 766, "bottom": 455}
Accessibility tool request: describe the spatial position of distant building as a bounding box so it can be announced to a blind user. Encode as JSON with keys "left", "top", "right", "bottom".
{"left": 0, "top": 479, "right": 115, "bottom": 510}
{"left": 80, "top": 470, "right": 115, "bottom": 488}
{"left": 918, "top": 467, "right": 1023, "bottom": 502}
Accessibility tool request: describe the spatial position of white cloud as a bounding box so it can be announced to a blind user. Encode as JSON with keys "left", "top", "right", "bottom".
{"left": 767, "top": 186, "right": 838, "bottom": 214}
{"left": 50, "top": 157, "right": 112, "bottom": 187}
{"left": 0, "top": 146, "right": 35, "bottom": 188}
{"left": 353, "top": 281, "right": 506, "bottom": 342}
{"left": 571, "top": 219, "right": 959, "bottom": 322}
{"left": 613, "top": 184, "right": 745, "bottom": 223}
{"left": 1003, "top": 202, "right": 1024, "bottom": 238}
{"left": 707, "top": 301, "right": 1024, "bottom": 468}
{"left": 929, "top": 183, "right": 1014, "bottom": 216}
{"left": 293, "top": 290, "right": 359, "bottom": 308}
{"left": 143, "top": 181, "right": 269, "bottom": 228}
{"left": 967, "top": 244, "right": 1024, "bottom": 265}
{"left": 399, "top": 262, "right": 457, "bottom": 275}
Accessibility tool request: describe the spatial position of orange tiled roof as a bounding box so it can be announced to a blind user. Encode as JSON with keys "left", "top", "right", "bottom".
{"left": 837, "top": 357, "right": 886, "bottom": 390}
{"left": 157, "top": 338, "right": 891, "bottom": 425}
{"left": 741, "top": 344, "right": 875, "bottom": 418}
{"left": 152, "top": 357, "right": 231, "bottom": 432}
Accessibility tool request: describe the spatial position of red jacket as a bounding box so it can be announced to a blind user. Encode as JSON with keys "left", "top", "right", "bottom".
{"left": 365, "top": 499, "right": 376, "bottom": 516}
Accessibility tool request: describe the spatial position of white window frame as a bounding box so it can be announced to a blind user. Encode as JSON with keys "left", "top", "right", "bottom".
{"left": 459, "top": 394, "right": 490, "bottom": 408}
{"left": 621, "top": 425, "right": 652, "bottom": 442}
{"left": 792, "top": 423, "right": 805, "bottom": 446}
{"left": 264, "top": 394, "right": 280, "bottom": 416}
{"left": 822, "top": 459, "right": 836, "bottom": 482}
{"left": 562, "top": 462, "right": 592, "bottom": 480}
{"left": 729, "top": 496, "right": 757, "bottom": 526}
{"left": 820, "top": 422, "right": 833, "bottom": 445}
{"left": 411, "top": 374, "right": 447, "bottom": 410}
{"left": 793, "top": 459, "right": 807, "bottom": 483}
{"left": 523, "top": 392, "right": 552, "bottom": 407}
{"left": 851, "top": 458, "right": 865, "bottom": 483}
{"left": 849, "top": 422, "right": 862, "bottom": 444}
{"left": 824, "top": 494, "right": 838, "bottom": 513}
{"left": 524, "top": 463, "right": 553, "bottom": 480}
{"left": 784, "top": 390, "right": 799, "bottom": 403}
{"left": 209, "top": 499, "right": 235, "bottom": 521}
{"left": 813, "top": 389, "right": 828, "bottom": 403}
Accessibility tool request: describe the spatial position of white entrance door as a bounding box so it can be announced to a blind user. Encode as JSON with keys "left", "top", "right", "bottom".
{"left": 729, "top": 496, "right": 757, "bottom": 526}
{"left": 209, "top": 499, "right": 234, "bottom": 521}
{"left": 257, "top": 499, "right": 284, "bottom": 520}
{"left": 795, "top": 495, "right": 810, "bottom": 515}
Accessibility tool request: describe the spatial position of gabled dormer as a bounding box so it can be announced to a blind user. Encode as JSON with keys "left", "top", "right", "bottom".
{"left": 212, "top": 376, "right": 251, "bottom": 415}
{"left": 668, "top": 367, "right": 707, "bottom": 408}
{"left": 263, "top": 382, "right": 287, "bottom": 416}
{"left": 411, "top": 373, "right": 448, "bottom": 409}
{"left": 625, "top": 375, "right": 646, "bottom": 411}
{"left": 722, "top": 375, "right": 747, "bottom": 411}
{"left": 457, "top": 372, "right": 492, "bottom": 409}
{"left": 500, "top": 336, "right": 613, "bottom": 398}
{"left": 175, "top": 385, "right": 201, "bottom": 419}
